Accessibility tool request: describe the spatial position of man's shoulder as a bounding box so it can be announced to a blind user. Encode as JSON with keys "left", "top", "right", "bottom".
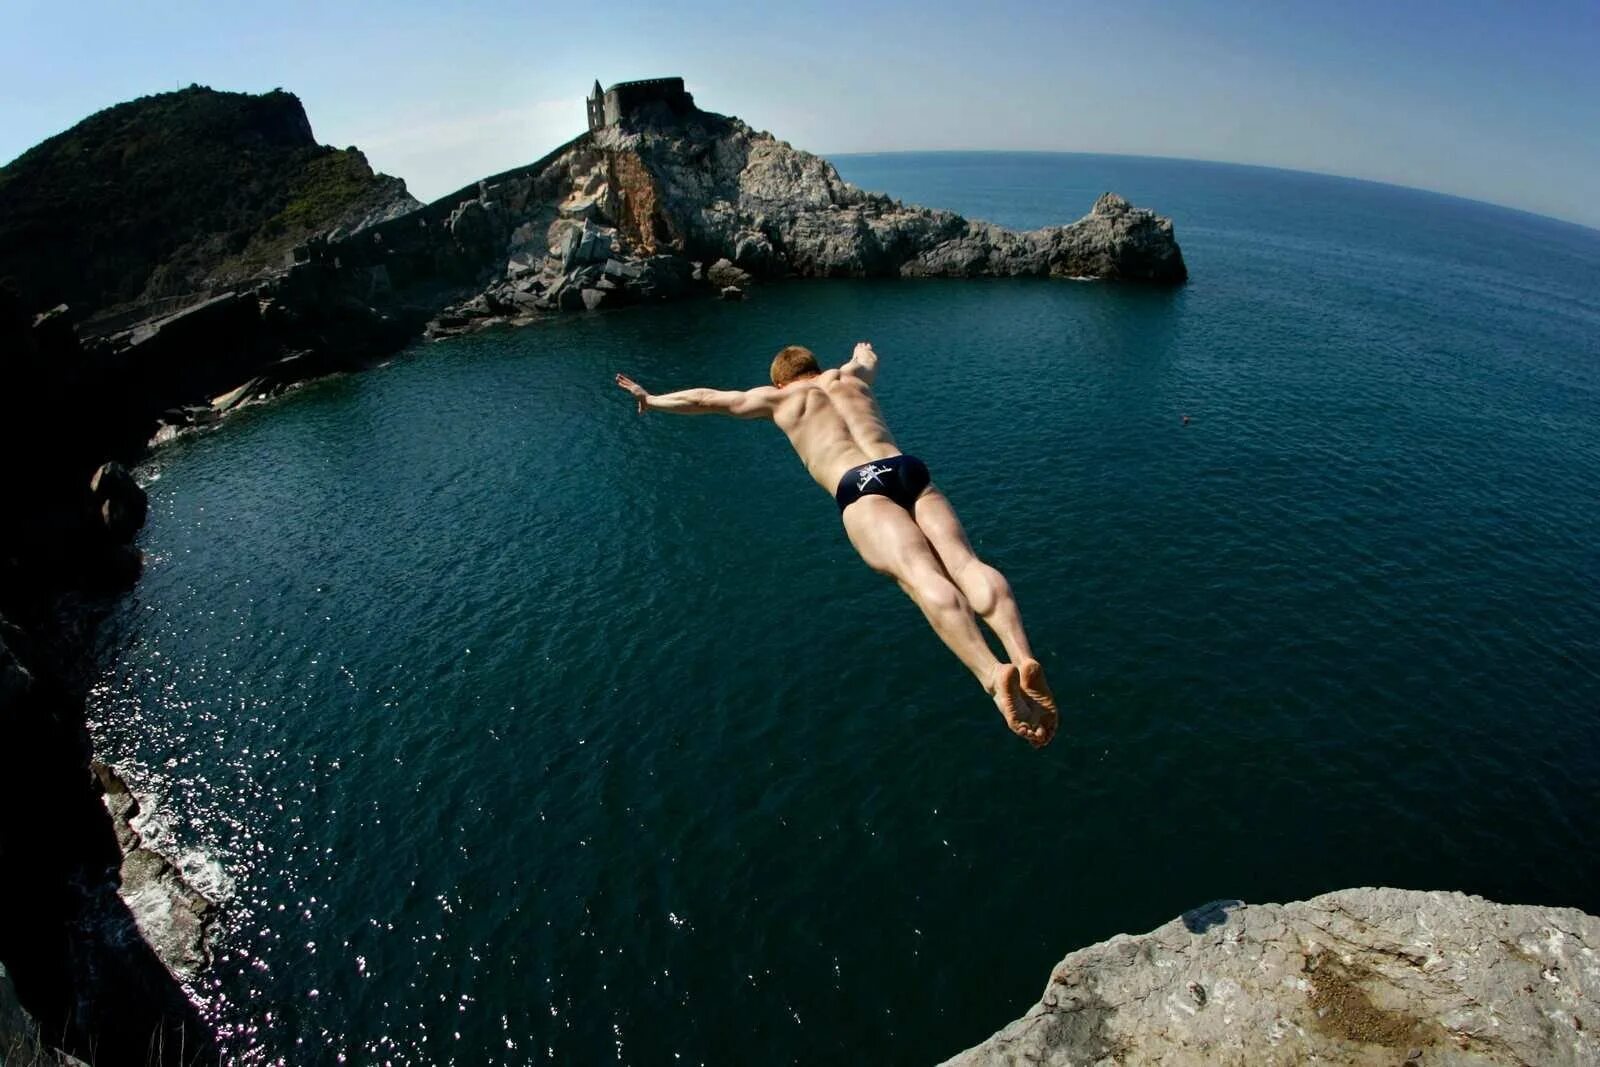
{"left": 745, "top": 384, "right": 785, "bottom": 404}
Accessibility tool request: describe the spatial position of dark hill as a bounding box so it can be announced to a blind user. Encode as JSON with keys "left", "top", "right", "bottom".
{"left": 0, "top": 85, "right": 417, "bottom": 330}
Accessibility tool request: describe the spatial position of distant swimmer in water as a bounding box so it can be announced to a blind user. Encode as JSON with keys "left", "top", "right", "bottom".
{"left": 615, "top": 343, "right": 1058, "bottom": 747}
{"left": 1182, "top": 413, "right": 1191, "bottom": 426}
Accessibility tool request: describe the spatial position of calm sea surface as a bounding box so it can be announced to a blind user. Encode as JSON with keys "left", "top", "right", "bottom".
{"left": 89, "top": 153, "right": 1600, "bottom": 1065}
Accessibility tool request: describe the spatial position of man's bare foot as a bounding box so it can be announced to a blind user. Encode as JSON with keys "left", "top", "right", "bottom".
{"left": 990, "top": 664, "right": 1055, "bottom": 748}
{"left": 1020, "top": 659, "right": 1059, "bottom": 721}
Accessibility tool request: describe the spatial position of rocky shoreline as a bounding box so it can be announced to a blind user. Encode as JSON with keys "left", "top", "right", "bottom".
{"left": 946, "top": 888, "right": 1598, "bottom": 1066}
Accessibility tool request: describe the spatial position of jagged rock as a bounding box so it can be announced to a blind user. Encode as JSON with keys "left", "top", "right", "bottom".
{"left": 556, "top": 219, "right": 617, "bottom": 271}
{"left": 581, "top": 288, "right": 607, "bottom": 310}
{"left": 559, "top": 188, "right": 607, "bottom": 221}
{"left": 731, "top": 229, "right": 779, "bottom": 273}
{"left": 448, "top": 199, "right": 493, "bottom": 252}
{"left": 707, "top": 257, "right": 752, "bottom": 288}
{"left": 88, "top": 462, "right": 147, "bottom": 542}
{"left": 720, "top": 285, "right": 744, "bottom": 301}
{"left": 557, "top": 284, "right": 586, "bottom": 311}
{"left": 944, "top": 888, "right": 1600, "bottom": 1067}
{"left": 613, "top": 259, "right": 647, "bottom": 280}
{"left": 93, "top": 764, "right": 216, "bottom": 980}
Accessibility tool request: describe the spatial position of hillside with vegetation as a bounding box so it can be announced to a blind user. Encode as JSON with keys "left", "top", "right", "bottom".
{"left": 0, "top": 85, "right": 417, "bottom": 330}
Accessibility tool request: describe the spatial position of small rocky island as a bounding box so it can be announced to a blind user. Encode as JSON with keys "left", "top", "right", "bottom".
{"left": 416, "top": 76, "right": 1187, "bottom": 334}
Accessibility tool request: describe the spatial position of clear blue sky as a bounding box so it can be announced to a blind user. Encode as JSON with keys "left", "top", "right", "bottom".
{"left": 5, "top": 0, "right": 1598, "bottom": 228}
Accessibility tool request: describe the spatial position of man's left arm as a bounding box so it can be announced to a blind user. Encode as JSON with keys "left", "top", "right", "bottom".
{"left": 614, "top": 374, "right": 778, "bottom": 419}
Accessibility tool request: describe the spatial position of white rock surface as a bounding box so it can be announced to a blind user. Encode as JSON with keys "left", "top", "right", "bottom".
{"left": 945, "top": 888, "right": 1598, "bottom": 1066}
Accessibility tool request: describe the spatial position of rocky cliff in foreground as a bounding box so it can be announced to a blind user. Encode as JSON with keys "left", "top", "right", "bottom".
{"left": 946, "top": 888, "right": 1598, "bottom": 1066}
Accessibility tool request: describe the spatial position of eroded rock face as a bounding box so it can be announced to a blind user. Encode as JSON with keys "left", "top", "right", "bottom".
{"left": 944, "top": 889, "right": 1598, "bottom": 1067}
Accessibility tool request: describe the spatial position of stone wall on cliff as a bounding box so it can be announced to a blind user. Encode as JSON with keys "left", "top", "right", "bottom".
{"left": 945, "top": 888, "right": 1599, "bottom": 1067}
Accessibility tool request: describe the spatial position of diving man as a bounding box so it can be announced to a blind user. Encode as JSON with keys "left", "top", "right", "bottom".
{"left": 615, "top": 343, "right": 1058, "bottom": 747}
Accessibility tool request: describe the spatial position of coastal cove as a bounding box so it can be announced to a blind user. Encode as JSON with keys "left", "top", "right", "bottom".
{"left": 86, "top": 153, "right": 1600, "bottom": 1063}
{"left": 0, "top": 88, "right": 1189, "bottom": 1065}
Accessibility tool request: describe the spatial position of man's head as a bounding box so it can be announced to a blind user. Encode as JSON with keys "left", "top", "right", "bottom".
{"left": 770, "top": 345, "right": 820, "bottom": 387}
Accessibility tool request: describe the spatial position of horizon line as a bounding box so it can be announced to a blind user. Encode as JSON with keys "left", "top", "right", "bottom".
{"left": 819, "top": 147, "right": 1600, "bottom": 237}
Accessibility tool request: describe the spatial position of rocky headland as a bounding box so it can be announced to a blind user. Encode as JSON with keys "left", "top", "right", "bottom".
{"left": 947, "top": 888, "right": 1598, "bottom": 1066}
{"left": 0, "top": 85, "right": 417, "bottom": 335}
{"left": 418, "top": 102, "right": 1186, "bottom": 334}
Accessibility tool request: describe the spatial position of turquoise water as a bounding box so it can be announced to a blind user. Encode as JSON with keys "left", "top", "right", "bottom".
{"left": 89, "top": 153, "right": 1600, "bottom": 1065}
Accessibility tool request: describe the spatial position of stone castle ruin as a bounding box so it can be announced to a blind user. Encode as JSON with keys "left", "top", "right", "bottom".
{"left": 586, "top": 77, "right": 695, "bottom": 131}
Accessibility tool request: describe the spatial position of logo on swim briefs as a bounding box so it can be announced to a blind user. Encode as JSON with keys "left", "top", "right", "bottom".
{"left": 857, "top": 463, "right": 893, "bottom": 491}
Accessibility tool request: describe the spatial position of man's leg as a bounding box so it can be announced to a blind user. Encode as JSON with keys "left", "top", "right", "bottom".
{"left": 842, "top": 497, "right": 1050, "bottom": 746}
{"left": 842, "top": 497, "right": 998, "bottom": 684}
{"left": 913, "top": 486, "right": 1059, "bottom": 740}
{"left": 912, "top": 487, "right": 1034, "bottom": 663}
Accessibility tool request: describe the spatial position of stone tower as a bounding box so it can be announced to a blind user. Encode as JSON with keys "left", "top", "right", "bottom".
{"left": 586, "top": 78, "right": 694, "bottom": 132}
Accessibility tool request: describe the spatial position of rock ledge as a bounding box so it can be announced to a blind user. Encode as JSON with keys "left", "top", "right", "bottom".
{"left": 945, "top": 888, "right": 1598, "bottom": 1066}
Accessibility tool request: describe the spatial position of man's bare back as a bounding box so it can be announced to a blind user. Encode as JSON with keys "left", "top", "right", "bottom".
{"left": 614, "top": 342, "right": 1058, "bottom": 747}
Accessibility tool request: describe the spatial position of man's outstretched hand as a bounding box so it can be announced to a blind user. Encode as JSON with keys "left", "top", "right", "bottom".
{"left": 615, "top": 373, "right": 648, "bottom": 414}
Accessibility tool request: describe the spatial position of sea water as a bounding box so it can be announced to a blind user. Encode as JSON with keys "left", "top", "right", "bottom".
{"left": 89, "top": 152, "right": 1600, "bottom": 1064}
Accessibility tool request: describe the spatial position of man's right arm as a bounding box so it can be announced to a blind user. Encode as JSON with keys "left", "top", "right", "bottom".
{"left": 614, "top": 374, "right": 777, "bottom": 419}
{"left": 645, "top": 387, "right": 775, "bottom": 418}
{"left": 841, "top": 341, "right": 878, "bottom": 385}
